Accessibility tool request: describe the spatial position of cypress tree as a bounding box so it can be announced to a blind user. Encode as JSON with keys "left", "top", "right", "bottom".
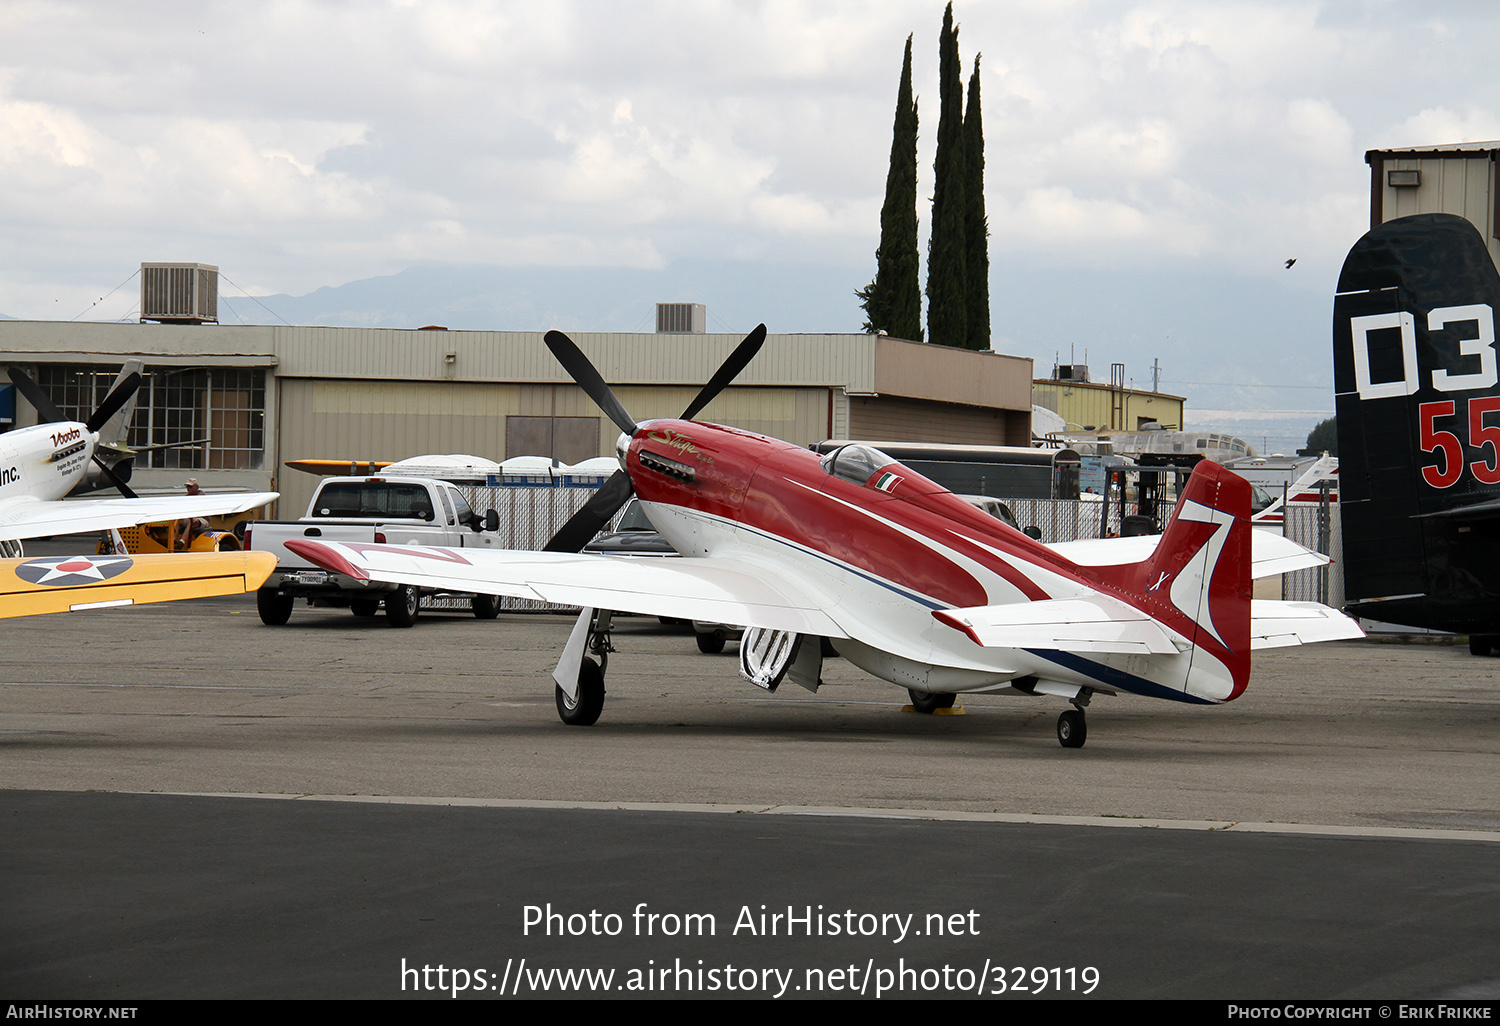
{"left": 857, "top": 35, "right": 922, "bottom": 341}
{"left": 963, "top": 54, "right": 990, "bottom": 351}
{"left": 927, "top": 2, "right": 967, "bottom": 348}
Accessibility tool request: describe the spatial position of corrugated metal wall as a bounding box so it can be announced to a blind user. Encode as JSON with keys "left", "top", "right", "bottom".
{"left": 1380, "top": 155, "right": 1499, "bottom": 267}
{"left": 1031, "top": 382, "right": 1184, "bottom": 432}
{"left": 848, "top": 396, "right": 1028, "bottom": 445}
{"left": 275, "top": 379, "right": 838, "bottom": 517}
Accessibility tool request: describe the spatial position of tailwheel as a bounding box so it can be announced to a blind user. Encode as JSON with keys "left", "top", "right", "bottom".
{"left": 1056, "top": 708, "right": 1087, "bottom": 749}
{"left": 556, "top": 657, "right": 605, "bottom": 726}
{"left": 1469, "top": 635, "right": 1493, "bottom": 656}
{"left": 908, "top": 689, "right": 957, "bottom": 714}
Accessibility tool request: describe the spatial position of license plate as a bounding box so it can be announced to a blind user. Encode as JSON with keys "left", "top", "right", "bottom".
{"left": 288, "top": 570, "right": 329, "bottom": 586}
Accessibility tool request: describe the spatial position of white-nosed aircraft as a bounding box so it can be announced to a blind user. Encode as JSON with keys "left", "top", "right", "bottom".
{"left": 286, "top": 327, "right": 1361, "bottom": 748}
{"left": 0, "top": 366, "right": 278, "bottom": 556}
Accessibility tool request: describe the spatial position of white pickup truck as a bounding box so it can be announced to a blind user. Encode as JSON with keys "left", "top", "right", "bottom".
{"left": 245, "top": 474, "right": 504, "bottom": 627}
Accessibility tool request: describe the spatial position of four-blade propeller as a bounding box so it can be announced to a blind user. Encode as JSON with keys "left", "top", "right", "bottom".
{"left": 8, "top": 367, "right": 143, "bottom": 498}
{"left": 541, "top": 324, "right": 767, "bottom": 552}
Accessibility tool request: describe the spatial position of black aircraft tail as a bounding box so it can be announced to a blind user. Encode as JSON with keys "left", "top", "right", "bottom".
{"left": 1334, "top": 213, "right": 1500, "bottom": 636}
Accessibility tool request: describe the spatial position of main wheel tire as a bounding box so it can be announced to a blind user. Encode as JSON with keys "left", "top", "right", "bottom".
{"left": 695, "top": 631, "right": 726, "bottom": 654}
{"left": 555, "top": 657, "right": 605, "bottom": 726}
{"left": 256, "top": 589, "right": 294, "bottom": 626}
{"left": 472, "top": 594, "right": 502, "bottom": 619}
{"left": 908, "top": 689, "right": 957, "bottom": 714}
{"left": 1471, "top": 635, "right": 1493, "bottom": 656}
{"left": 386, "top": 584, "right": 420, "bottom": 628}
{"left": 350, "top": 598, "right": 380, "bottom": 618}
{"left": 1057, "top": 709, "right": 1087, "bottom": 748}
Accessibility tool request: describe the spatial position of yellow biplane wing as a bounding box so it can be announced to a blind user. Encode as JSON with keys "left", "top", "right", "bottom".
{"left": 0, "top": 551, "right": 276, "bottom": 619}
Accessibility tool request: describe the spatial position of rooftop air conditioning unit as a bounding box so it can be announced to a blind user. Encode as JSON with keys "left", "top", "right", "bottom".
{"left": 140, "top": 262, "right": 218, "bottom": 324}
{"left": 1054, "top": 364, "right": 1090, "bottom": 382}
{"left": 656, "top": 303, "right": 706, "bottom": 333}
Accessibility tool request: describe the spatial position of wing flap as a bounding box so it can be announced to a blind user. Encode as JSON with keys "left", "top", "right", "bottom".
{"left": 285, "top": 540, "right": 849, "bottom": 638}
{"left": 1250, "top": 599, "right": 1365, "bottom": 650}
{"left": 934, "top": 595, "right": 1181, "bottom": 655}
{"left": 0, "top": 551, "right": 277, "bottom": 618}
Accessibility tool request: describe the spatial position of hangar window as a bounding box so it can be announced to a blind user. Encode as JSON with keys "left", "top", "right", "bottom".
{"left": 32, "top": 364, "right": 266, "bottom": 470}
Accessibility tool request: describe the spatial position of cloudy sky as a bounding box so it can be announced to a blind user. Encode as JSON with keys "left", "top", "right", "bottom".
{"left": 4, "top": 0, "right": 1499, "bottom": 443}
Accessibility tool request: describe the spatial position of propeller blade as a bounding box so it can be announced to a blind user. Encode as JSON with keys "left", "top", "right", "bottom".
{"left": 8, "top": 368, "right": 67, "bottom": 424}
{"left": 680, "top": 323, "right": 767, "bottom": 421}
{"left": 91, "top": 454, "right": 139, "bottom": 499}
{"left": 86, "top": 372, "right": 142, "bottom": 433}
{"left": 544, "top": 330, "right": 638, "bottom": 436}
{"left": 543, "top": 470, "right": 635, "bottom": 552}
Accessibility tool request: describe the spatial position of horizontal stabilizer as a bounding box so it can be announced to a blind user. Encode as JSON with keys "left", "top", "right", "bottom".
{"left": 1250, "top": 600, "right": 1365, "bottom": 650}
{"left": 933, "top": 595, "right": 1181, "bottom": 655}
{"left": 1416, "top": 497, "right": 1500, "bottom": 521}
{"left": 1050, "top": 529, "right": 1329, "bottom": 580}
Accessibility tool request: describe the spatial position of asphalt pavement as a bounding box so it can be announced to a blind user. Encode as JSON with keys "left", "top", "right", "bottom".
{"left": 2, "top": 592, "right": 1499, "bottom": 1000}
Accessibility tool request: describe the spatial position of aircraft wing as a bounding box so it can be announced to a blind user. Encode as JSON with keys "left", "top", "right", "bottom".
{"left": 284, "top": 539, "right": 848, "bottom": 638}
{"left": 0, "top": 492, "right": 279, "bottom": 543}
{"left": 1049, "top": 530, "right": 1329, "bottom": 579}
{"left": 932, "top": 595, "right": 1181, "bottom": 655}
{"left": 0, "top": 551, "right": 277, "bottom": 618}
{"left": 1249, "top": 600, "right": 1365, "bottom": 649}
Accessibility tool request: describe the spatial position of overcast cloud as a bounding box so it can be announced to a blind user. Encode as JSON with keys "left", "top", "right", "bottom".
{"left": 3, "top": 0, "right": 1499, "bottom": 439}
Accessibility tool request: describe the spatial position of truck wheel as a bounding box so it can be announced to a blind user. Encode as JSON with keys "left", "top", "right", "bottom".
{"left": 257, "top": 589, "right": 294, "bottom": 626}
{"left": 386, "top": 585, "right": 420, "bottom": 628}
{"left": 472, "top": 594, "right": 502, "bottom": 619}
{"left": 350, "top": 598, "right": 380, "bottom": 618}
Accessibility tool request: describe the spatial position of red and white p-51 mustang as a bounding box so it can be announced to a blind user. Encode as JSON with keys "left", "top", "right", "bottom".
{"left": 288, "top": 327, "right": 1360, "bottom": 747}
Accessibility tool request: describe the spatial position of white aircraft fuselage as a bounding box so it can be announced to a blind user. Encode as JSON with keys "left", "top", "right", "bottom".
{"left": 0, "top": 419, "right": 96, "bottom": 507}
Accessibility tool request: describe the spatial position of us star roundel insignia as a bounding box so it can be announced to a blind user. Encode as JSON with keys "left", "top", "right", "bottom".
{"left": 15, "top": 555, "right": 134, "bottom": 586}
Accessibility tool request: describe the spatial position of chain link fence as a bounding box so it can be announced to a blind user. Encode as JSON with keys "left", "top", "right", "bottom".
{"left": 1004, "top": 498, "right": 1116, "bottom": 543}
{"left": 424, "top": 483, "right": 614, "bottom": 612}
{"left": 1281, "top": 503, "right": 1343, "bottom": 607}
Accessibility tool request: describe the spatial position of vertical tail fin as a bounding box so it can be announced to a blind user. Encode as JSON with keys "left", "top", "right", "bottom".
{"left": 1333, "top": 213, "right": 1500, "bottom": 633}
{"left": 96, "top": 359, "right": 143, "bottom": 446}
{"left": 1093, "top": 460, "right": 1252, "bottom": 700}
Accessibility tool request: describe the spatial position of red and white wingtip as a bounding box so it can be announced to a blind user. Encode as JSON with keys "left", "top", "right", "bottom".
{"left": 283, "top": 539, "right": 369, "bottom": 582}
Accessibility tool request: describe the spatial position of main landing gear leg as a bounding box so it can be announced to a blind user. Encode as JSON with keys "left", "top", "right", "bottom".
{"left": 1056, "top": 688, "right": 1093, "bottom": 749}
{"left": 553, "top": 608, "right": 613, "bottom": 726}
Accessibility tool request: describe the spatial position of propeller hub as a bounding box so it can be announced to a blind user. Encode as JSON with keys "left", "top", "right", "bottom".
{"left": 615, "top": 432, "right": 633, "bottom": 473}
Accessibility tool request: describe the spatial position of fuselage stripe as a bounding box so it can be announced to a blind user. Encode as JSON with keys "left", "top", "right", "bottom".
{"left": 1024, "top": 649, "right": 1215, "bottom": 705}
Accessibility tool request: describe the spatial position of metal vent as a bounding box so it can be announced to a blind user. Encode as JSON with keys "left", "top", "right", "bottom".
{"left": 140, "top": 263, "right": 219, "bottom": 324}
{"left": 656, "top": 303, "right": 706, "bottom": 333}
